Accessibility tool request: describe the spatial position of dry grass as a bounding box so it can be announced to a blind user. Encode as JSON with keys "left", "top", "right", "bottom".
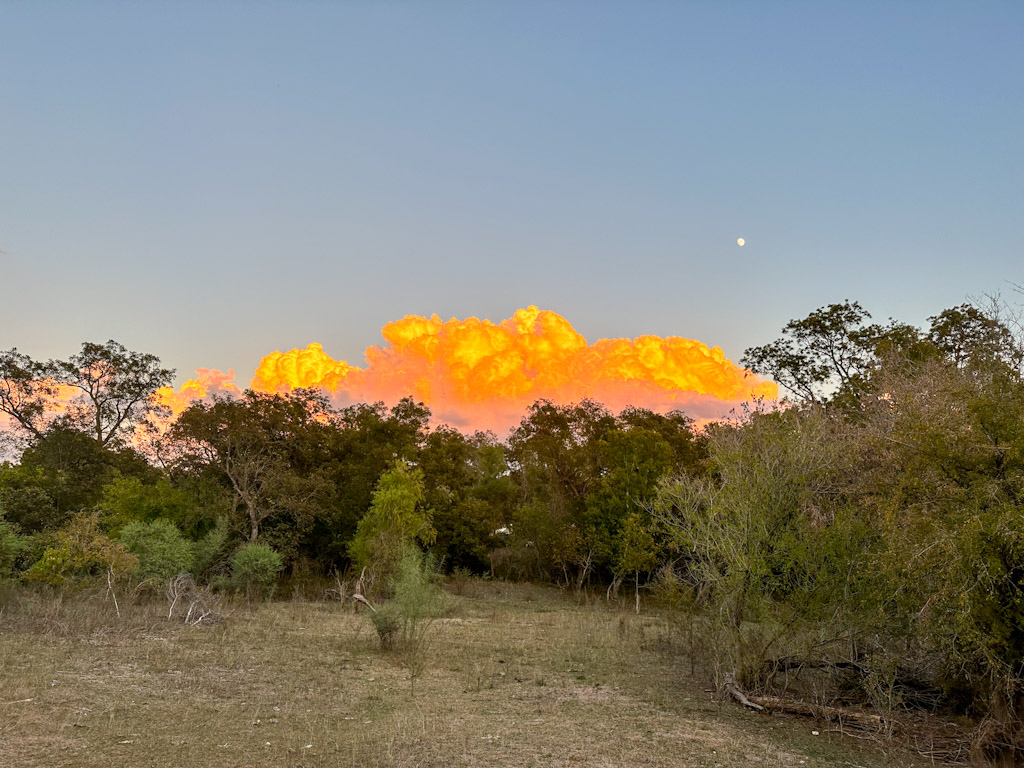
{"left": 0, "top": 580, "right": 938, "bottom": 767}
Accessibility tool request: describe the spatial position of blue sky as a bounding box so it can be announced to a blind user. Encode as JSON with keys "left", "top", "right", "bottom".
{"left": 1, "top": 1, "right": 1021, "bottom": 384}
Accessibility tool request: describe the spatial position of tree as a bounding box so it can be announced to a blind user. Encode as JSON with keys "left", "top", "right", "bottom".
{"left": 742, "top": 301, "right": 921, "bottom": 407}
{"left": 584, "top": 427, "right": 673, "bottom": 573}
{"left": 420, "top": 428, "right": 512, "bottom": 572}
{"left": 1, "top": 341, "right": 173, "bottom": 449}
{"left": 51, "top": 340, "right": 174, "bottom": 447}
{"left": 0, "top": 348, "right": 58, "bottom": 441}
{"left": 314, "top": 398, "right": 431, "bottom": 563}
{"left": 614, "top": 512, "right": 659, "bottom": 613}
{"left": 506, "top": 399, "right": 616, "bottom": 584}
{"left": 927, "top": 303, "right": 1022, "bottom": 370}
{"left": 169, "top": 390, "right": 335, "bottom": 545}
{"left": 118, "top": 518, "right": 194, "bottom": 581}
{"left": 0, "top": 509, "right": 23, "bottom": 577}
{"left": 23, "top": 511, "right": 138, "bottom": 586}
{"left": 348, "top": 461, "right": 434, "bottom": 589}
{"left": 652, "top": 408, "right": 860, "bottom": 687}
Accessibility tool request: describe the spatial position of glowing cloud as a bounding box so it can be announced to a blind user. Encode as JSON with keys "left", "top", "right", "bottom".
{"left": 227, "top": 306, "right": 777, "bottom": 433}
{"left": 155, "top": 368, "right": 242, "bottom": 413}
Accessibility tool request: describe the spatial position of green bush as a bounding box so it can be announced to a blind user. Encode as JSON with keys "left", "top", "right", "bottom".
{"left": 118, "top": 519, "right": 194, "bottom": 582}
{"left": 370, "top": 602, "right": 401, "bottom": 650}
{"left": 0, "top": 515, "right": 23, "bottom": 577}
{"left": 230, "top": 542, "right": 283, "bottom": 600}
{"left": 22, "top": 512, "right": 138, "bottom": 587}
{"left": 192, "top": 516, "right": 233, "bottom": 580}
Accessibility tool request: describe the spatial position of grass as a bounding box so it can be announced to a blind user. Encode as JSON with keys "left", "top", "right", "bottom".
{"left": 0, "top": 580, "right": 942, "bottom": 767}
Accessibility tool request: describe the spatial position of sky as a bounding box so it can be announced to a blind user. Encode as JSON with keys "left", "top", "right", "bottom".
{"left": 1, "top": 1, "right": 1021, "bottom": 388}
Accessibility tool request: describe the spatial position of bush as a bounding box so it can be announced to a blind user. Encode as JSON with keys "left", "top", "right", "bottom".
{"left": 0, "top": 515, "right": 23, "bottom": 577}
{"left": 230, "top": 542, "right": 283, "bottom": 600}
{"left": 118, "top": 519, "right": 194, "bottom": 582}
{"left": 192, "top": 516, "right": 233, "bottom": 580}
{"left": 22, "top": 512, "right": 138, "bottom": 587}
{"left": 370, "top": 602, "right": 401, "bottom": 650}
{"left": 392, "top": 549, "right": 447, "bottom": 692}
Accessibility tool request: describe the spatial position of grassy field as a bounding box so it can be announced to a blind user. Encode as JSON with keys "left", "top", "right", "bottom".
{"left": 0, "top": 581, "right": 947, "bottom": 767}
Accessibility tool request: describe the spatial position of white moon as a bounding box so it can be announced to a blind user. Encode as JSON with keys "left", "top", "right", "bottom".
{"left": 737, "top": 238, "right": 745, "bottom": 246}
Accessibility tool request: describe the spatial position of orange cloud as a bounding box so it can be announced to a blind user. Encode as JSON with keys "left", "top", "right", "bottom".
{"left": 237, "top": 306, "right": 776, "bottom": 432}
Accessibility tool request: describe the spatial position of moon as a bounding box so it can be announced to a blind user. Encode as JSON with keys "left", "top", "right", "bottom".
{"left": 737, "top": 238, "right": 745, "bottom": 246}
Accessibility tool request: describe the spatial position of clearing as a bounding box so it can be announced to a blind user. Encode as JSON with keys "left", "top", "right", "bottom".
{"left": 0, "top": 581, "right": 943, "bottom": 767}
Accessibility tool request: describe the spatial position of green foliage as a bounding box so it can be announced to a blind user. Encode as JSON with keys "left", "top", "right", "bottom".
{"left": 348, "top": 461, "right": 434, "bottom": 586}
{"left": 192, "top": 516, "right": 234, "bottom": 580}
{"left": 230, "top": 542, "right": 284, "bottom": 599}
{"left": 118, "top": 519, "right": 194, "bottom": 581}
{"left": 614, "top": 512, "right": 659, "bottom": 577}
{"left": 370, "top": 602, "right": 401, "bottom": 650}
{"left": 585, "top": 428, "right": 674, "bottom": 567}
{"left": 5, "top": 428, "right": 156, "bottom": 531}
{"left": 169, "top": 389, "right": 336, "bottom": 548}
{"left": 422, "top": 429, "right": 513, "bottom": 572}
{"left": 0, "top": 466, "right": 61, "bottom": 533}
{"left": 315, "top": 398, "right": 430, "bottom": 566}
{"left": 22, "top": 511, "right": 138, "bottom": 586}
{"left": 392, "top": 548, "right": 446, "bottom": 644}
{"left": 653, "top": 407, "right": 862, "bottom": 685}
{"left": 98, "top": 476, "right": 210, "bottom": 536}
{"left": 370, "top": 548, "right": 447, "bottom": 692}
{"left": 0, "top": 512, "right": 23, "bottom": 576}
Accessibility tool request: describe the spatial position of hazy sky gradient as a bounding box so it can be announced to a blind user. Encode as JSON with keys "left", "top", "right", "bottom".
{"left": 2, "top": 2, "right": 1021, "bottom": 386}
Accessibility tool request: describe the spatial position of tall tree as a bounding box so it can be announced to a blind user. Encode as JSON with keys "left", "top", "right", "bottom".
{"left": 169, "top": 389, "right": 334, "bottom": 544}
{"left": 52, "top": 340, "right": 174, "bottom": 447}
{"left": 0, "top": 348, "right": 59, "bottom": 441}
{"left": 742, "top": 301, "right": 922, "bottom": 407}
{"left": 1, "top": 341, "right": 173, "bottom": 448}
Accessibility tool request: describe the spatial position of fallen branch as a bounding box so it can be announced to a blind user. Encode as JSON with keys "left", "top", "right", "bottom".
{"left": 747, "top": 695, "right": 886, "bottom": 730}
{"left": 351, "top": 566, "right": 377, "bottom": 612}
{"left": 723, "top": 673, "right": 765, "bottom": 711}
{"left": 352, "top": 593, "right": 376, "bottom": 613}
{"left": 723, "top": 672, "right": 887, "bottom": 731}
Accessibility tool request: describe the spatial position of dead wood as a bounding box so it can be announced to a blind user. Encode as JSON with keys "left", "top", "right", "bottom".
{"left": 724, "top": 674, "right": 764, "bottom": 711}
{"left": 747, "top": 694, "right": 887, "bottom": 730}
{"left": 724, "top": 672, "right": 887, "bottom": 731}
{"left": 352, "top": 593, "right": 376, "bottom": 612}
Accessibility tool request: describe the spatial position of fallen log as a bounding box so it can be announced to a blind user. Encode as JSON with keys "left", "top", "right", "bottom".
{"left": 747, "top": 694, "right": 887, "bottom": 731}
{"left": 723, "top": 673, "right": 887, "bottom": 731}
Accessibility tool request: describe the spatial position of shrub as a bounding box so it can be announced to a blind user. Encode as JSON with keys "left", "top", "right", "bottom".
{"left": 370, "top": 602, "right": 401, "bottom": 650}
{"left": 192, "top": 516, "right": 233, "bottom": 580}
{"left": 392, "top": 548, "right": 446, "bottom": 645}
{"left": 22, "top": 512, "right": 138, "bottom": 587}
{"left": 0, "top": 515, "right": 23, "bottom": 577}
{"left": 230, "top": 542, "right": 283, "bottom": 600}
{"left": 118, "top": 519, "right": 194, "bottom": 582}
{"left": 349, "top": 462, "right": 434, "bottom": 593}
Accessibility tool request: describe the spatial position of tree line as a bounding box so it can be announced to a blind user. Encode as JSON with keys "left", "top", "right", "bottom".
{"left": 2, "top": 296, "right": 1024, "bottom": 763}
